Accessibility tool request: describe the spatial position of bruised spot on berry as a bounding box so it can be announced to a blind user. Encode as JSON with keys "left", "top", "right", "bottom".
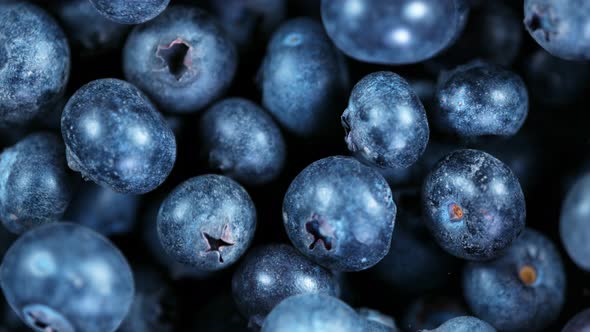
{"left": 449, "top": 203, "right": 464, "bottom": 221}
{"left": 518, "top": 265, "right": 537, "bottom": 286}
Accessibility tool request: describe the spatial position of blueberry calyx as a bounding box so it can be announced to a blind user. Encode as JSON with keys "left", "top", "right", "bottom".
{"left": 305, "top": 214, "right": 335, "bottom": 250}
{"left": 202, "top": 225, "right": 234, "bottom": 263}
{"left": 156, "top": 39, "right": 192, "bottom": 81}
{"left": 22, "top": 304, "right": 75, "bottom": 332}
{"left": 525, "top": 5, "right": 558, "bottom": 42}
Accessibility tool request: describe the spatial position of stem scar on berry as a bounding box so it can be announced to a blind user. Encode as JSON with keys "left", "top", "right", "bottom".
{"left": 156, "top": 38, "right": 192, "bottom": 81}
{"left": 202, "top": 226, "right": 234, "bottom": 263}
{"left": 305, "top": 214, "right": 335, "bottom": 250}
{"left": 448, "top": 203, "right": 464, "bottom": 221}
{"left": 518, "top": 265, "right": 538, "bottom": 286}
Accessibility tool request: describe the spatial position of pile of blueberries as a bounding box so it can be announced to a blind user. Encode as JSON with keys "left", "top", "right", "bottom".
{"left": 1, "top": 0, "right": 590, "bottom": 331}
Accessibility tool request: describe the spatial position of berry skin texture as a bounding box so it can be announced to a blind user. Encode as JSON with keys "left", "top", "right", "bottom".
{"left": 261, "top": 294, "right": 364, "bottom": 332}
{"left": 259, "top": 18, "right": 349, "bottom": 137}
{"left": 123, "top": 6, "right": 237, "bottom": 114}
{"left": 463, "top": 229, "right": 566, "bottom": 332}
{"left": 422, "top": 149, "right": 526, "bottom": 260}
{"left": 0, "top": 223, "right": 134, "bottom": 332}
{"left": 283, "top": 156, "right": 396, "bottom": 271}
{"left": 89, "top": 0, "right": 170, "bottom": 25}
{"left": 157, "top": 175, "right": 256, "bottom": 271}
{"left": 358, "top": 308, "right": 399, "bottom": 332}
{"left": 320, "top": 0, "right": 469, "bottom": 65}
{"left": 0, "top": 133, "right": 75, "bottom": 234}
{"left": 198, "top": 98, "right": 287, "bottom": 186}
{"left": 435, "top": 61, "right": 528, "bottom": 137}
{"left": 342, "top": 71, "right": 429, "bottom": 169}
{"left": 524, "top": 0, "right": 590, "bottom": 60}
{"left": 560, "top": 173, "right": 590, "bottom": 271}
{"left": 563, "top": 308, "right": 590, "bottom": 332}
{"left": 0, "top": 2, "right": 70, "bottom": 127}
{"left": 53, "top": 0, "right": 130, "bottom": 55}
{"left": 231, "top": 244, "right": 339, "bottom": 327}
{"left": 423, "top": 316, "right": 496, "bottom": 332}
{"left": 65, "top": 182, "right": 139, "bottom": 236}
{"left": 61, "top": 78, "right": 176, "bottom": 194}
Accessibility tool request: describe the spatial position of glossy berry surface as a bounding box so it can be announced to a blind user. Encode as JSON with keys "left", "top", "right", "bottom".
{"left": 422, "top": 149, "right": 526, "bottom": 260}
{"left": 61, "top": 78, "right": 176, "bottom": 194}
{"left": 65, "top": 182, "right": 139, "bottom": 236}
{"left": 157, "top": 175, "right": 256, "bottom": 270}
{"left": 0, "top": 2, "right": 70, "bottom": 127}
{"left": 0, "top": 223, "right": 134, "bottom": 332}
{"left": 463, "top": 229, "right": 566, "bottom": 332}
{"left": 0, "top": 133, "right": 75, "bottom": 234}
{"left": 53, "top": 0, "right": 129, "bottom": 55}
{"left": 560, "top": 173, "right": 590, "bottom": 271}
{"left": 198, "top": 98, "right": 287, "bottom": 186}
{"left": 342, "top": 71, "right": 429, "bottom": 169}
{"left": 123, "top": 5, "right": 237, "bottom": 113}
{"left": 435, "top": 61, "right": 528, "bottom": 137}
{"left": 524, "top": 0, "right": 590, "bottom": 60}
{"left": 259, "top": 17, "right": 349, "bottom": 137}
{"left": 261, "top": 294, "right": 364, "bottom": 332}
{"left": 563, "top": 308, "right": 590, "bottom": 332}
{"left": 424, "top": 316, "right": 496, "bottom": 332}
{"left": 231, "top": 244, "right": 338, "bottom": 327}
{"left": 283, "top": 156, "right": 396, "bottom": 271}
{"left": 321, "top": 0, "right": 469, "bottom": 64}
{"left": 89, "top": 0, "right": 170, "bottom": 24}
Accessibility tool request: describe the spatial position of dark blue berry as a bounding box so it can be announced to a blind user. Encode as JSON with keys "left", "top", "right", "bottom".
{"left": 123, "top": 6, "right": 237, "bottom": 113}
{"left": 563, "top": 308, "right": 590, "bottom": 332}
{"left": 321, "top": 0, "right": 469, "bottom": 64}
{"left": 423, "top": 316, "right": 496, "bottom": 332}
{"left": 0, "top": 133, "right": 75, "bottom": 234}
{"left": 422, "top": 149, "right": 526, "bottom": 260}
{"left": 283, "top": 156, "right": 396, "bottom": 271}
{"left": 0, "top": 2, "right": 70, "bottom": 127}
{"left": 463, "top": 228, "right": 566, "bottom": 332}
{"left": 231, "top": 244, "right": 339, "bottom": 327}
{"left": 89, "top": 0, "right": 170, "bottom": 24}
{"left": 0, "top": 223, "right": 134, "bottom": 332}
{"left": 198, "top": 98, "right": 287, "bottom": 186}
{"left": 342, "top": 71, "right": 429, "bottom": 169}
{"left": 61, "top": 78, "right": 176, "bottom": 194}
{"left": 560, "top": 173, "right": 590, "bottom": 271}
{"left": 157, "top": 175, "right": 256, "bottom": 271}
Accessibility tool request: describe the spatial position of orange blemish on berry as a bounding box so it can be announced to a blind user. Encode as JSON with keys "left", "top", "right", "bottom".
{"left": 449, "top": 203, "right": 464, "bottom": 221}
{"left": 519, "top": 265, "right": 537, "bottom": 286}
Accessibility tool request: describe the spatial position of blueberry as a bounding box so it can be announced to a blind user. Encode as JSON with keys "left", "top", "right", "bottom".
{"left": 0, "top": 1, "right": 70, "bottom": 127}
{"left": 206, "top": 0, "right": 287, "bottom": 51}
{"left": 0, "top": 133, "right": 76, "bottom": 234}
{"left": 435, "top": 61, "right": 528, "bottom": 137}
{"left": 53, "top": 0, "right": 130, "bottom": 55}
{"left": 65, "top": 182, "right": 139, "bottom": 236}
{"left": 320, "top": 0, "right": 469, "bottom": 64}
{"left": 261, "top": 294, "right": 363, "bottom": 332}
{"left": 373, "top": 211, "right": 458, "bottom": 294}
{"left": 524, "top": 49, "right": 590, "bottom": 107}
{"left": 422, "top": 316, "right": 496, "bottom": 332}
{"left": 198, "top": 98, "right": 287, "bottom": 186}
{"left": 563, "top": 308, "right": 590, "bottom": 332}
{"left": 357, "top": 308, "right": 399, "bottom": 332}
{"left": 259, "top": 17, "right": 349, "bottom": 137}
{"left": 0, "top": 223, "right": 134, "bottom": 332}
{"left": 524, "top": 0, "right": 590, "bottom": 60}
{"left": 342, "top": 71, "right": 429, "bottom": 169}
{"left": 283, "top": 156, "right": 396, "bottom": 271}
{"left": 89, "top": 0, "right": 170, "bottom": 25}
{"left": 61, "top": 78, "right": 176, "bottom": 194}
{"left": 157, "top": 175, "right": 256, "bottom": 271}
{"left": 402, "top": 295, "right": 468, "bottom": 331}
{"left": 423, "top": 149, "right": 526, "bottom": 260}
{"left": 231, "top": 244, "right": 339, "bottom": 327}
{"left": 463, "top": 228, "right": 566, "bottom": 332}
{"left": 123, "top": 6, "right": 237, "bottom": 113}
{"left": 560, "top": 173, "right": 590, "bottom": 271}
